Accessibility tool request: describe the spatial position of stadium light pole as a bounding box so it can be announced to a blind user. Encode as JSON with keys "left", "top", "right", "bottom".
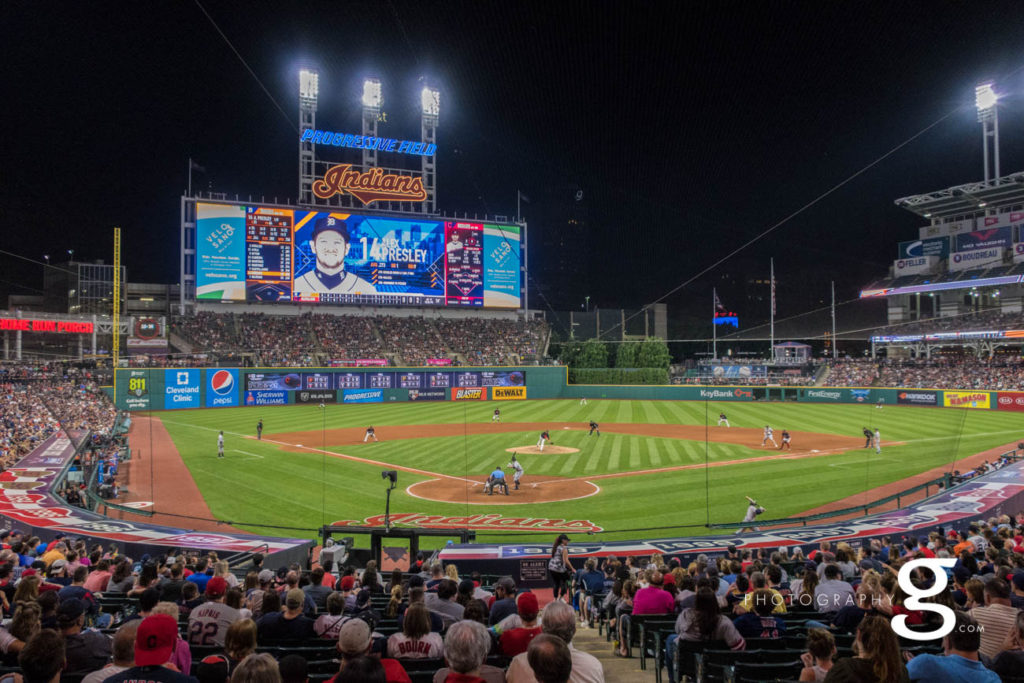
{"left": 298, "top": 69, "right": 319, "bottom": 204}
{"left": 420, "top": 85, "right": 439, "bottom": 213}
{"left": 976, "top": 83, "right": 999, "bottom": 184}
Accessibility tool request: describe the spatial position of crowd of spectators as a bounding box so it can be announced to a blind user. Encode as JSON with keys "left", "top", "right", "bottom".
{"left": 169, "top": 312, "right": 549, "bottom": 367}
{"left": 824, "top": 356, "right": 1024, "bottom": 390}
{"left": 823, "top": 359, "right": 880, "bottom": 387}
{"left": 873, "top": 309, "right": 1024, "bottom": 338}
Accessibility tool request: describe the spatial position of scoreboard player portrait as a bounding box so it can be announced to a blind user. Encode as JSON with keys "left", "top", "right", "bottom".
{"left": 293, "top": 216, "right": 378, "bottom": 296}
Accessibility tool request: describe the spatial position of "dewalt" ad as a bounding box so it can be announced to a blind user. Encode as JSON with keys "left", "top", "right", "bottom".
{"left": 492, "top": 386, "right": 527, "bottom": 400}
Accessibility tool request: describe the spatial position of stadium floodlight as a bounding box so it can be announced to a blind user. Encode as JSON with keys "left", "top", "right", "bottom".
{"left": 421, "top": 86, "right": 440, "bottom": 117}
{"left": 976, "top": 83, "right": 997, "bottom": 117}
{"left": 299, "top": 69, "right": 319, "bottom": 99}
{"left": 362, "top": 78, "right": 382, "bottom": 109}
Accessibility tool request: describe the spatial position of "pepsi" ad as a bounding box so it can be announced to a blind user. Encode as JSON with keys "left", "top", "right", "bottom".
{"left": 206, "top": 369, "right": 240, "bottom": 407}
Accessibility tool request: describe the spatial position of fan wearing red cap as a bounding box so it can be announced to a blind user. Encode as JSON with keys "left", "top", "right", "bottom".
{"left": 498, "top": 592, "right": 542, "bottom": 657}
{"left": 101, "top": 615, "right": 199, "bottom": 683}
{"left": 186, "top": 576, "right": 240, "bottom": 647}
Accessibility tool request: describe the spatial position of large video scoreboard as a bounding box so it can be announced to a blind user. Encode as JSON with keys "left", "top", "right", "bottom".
{"left": 195, "top": 202, "right": 522, "bottom": 309}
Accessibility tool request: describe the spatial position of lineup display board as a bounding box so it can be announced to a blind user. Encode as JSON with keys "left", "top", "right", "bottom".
{"left": 195, "top": 202, "right": 521, "bottom": 308}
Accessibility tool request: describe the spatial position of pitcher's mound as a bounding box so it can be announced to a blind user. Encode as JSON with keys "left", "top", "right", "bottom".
{"left": 505, "top": 445, "right": 579, "bottom": 455}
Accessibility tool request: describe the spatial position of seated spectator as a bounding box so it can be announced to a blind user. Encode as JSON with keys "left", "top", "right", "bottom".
{"left": 425, "top": 579, "right": 464, "bottom": 629}
{"left": 506, "top": 600, "right": 602, "bottom": 683}
{"left": 196, "top": 618, "right": 259, "bottom": 683}
{"left": 151, "top": 602, "right": 191, "bottom": 675}
{"left": 970, "top": 577, "right": 1019, "bottom": 658}
{"left": 188, "top": 577, "right": 240, "bottom": 646}
{"left": 498, "top": 593, "right": 542, "bottom": 657}
{"left": 488, "top": 578, "right": 518, "bottom": 626}
{"left": 231, "top": 653, "right": 280, "bottom": 683}
{"left": 315, "top": 592, "right": 350, "bottom": 640}
{"left": 826, "top": 615, "right": 908, "bottom": 682}
{"left": 735, "top": 571, "right": 787, "bottom": 615}
{"left": 906, "top": 611, "right": 998, "bottom": 682}
{"left": 733, "top": 589, "right": 786, "bottom": 639}
{"left": 257, "top": 589, "right": 315, "bottom": 642}
{"left": 304, "top": 567, "right": 332, "bottom": 611}
{"left": 335, "top": 655, "right": 385, "bottom": 683}
{"left": 526, "top": 634, "right": 572, "bottom": 683}
{"left": 278, "top": 654, "right": 309, "bottom": 683}
{"left": 798, "top": 628, "right": 835, "bottom": 682}
{"left": 386, "top": 603, "right": 444, "bottom": 660}
{"left": 58, "top": 597, "right": 111, "bottom": 673}
{"left": 814, "top": 564, "right": 855, "bottom": 615}
{"left": 102, "top": 615, "right": 199, "bottom": 683}
{"left": 990, "top": 611, "right": 1024, "bottom": 679}
{"left": 664, "top": 588, "right": 743, "bottom": 682}
{"left": 19, "top": 629, "right": 65, "bottom": 683}
{"left": 331, "top": 619, "right": 410, "bottom": 683}
{"left": 81, "top": 621, "right": 139, "bottom": 683}
{"left": 434, "top": 620, "right": 500, "bottom": 683}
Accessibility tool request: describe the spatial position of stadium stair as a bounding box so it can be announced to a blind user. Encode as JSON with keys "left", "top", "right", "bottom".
{"left": 571, "top": 616, "right": 650, "bottom": 682}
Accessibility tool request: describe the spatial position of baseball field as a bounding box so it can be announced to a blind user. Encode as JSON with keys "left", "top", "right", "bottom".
{"left": 129, "top": 399, "right": 1023, "bottom": 544}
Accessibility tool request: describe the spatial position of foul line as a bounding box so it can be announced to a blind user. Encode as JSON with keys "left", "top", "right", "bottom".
{"left": 233, "top": 450, "right": 264, "bottom": 459}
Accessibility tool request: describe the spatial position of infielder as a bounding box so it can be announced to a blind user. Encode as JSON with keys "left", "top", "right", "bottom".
{"left": 492, "top": 408, "right": 501, "bottom": 423}
{"left": 256, "top": 419, "right": 263, "bottom": 440}
{"left": 873, "top": 428, "right": 881, "bottom": 454}
{"left": 761, "top": 425, "right": 777, "bottom": 448}
{"left": 537, "top": 430, "right": 551, "bottom": 452}
{"left": 779, "top": 429, "right": 791, "bottom": 450}
{"left": 588, "top": 420, "right": 600, "bottom": 437}
{"left": 217, "top": 431, "right": 225, "bottom": 459}
{"left": 717, "top": 412, "right": 730, "bottom": 427}
{"left": 364, "top": 426, "right": 378, "bottom": 443}
{"left": 735, "top": 495, "right": 766, "bottom": 534}
{"left": 508, "top": 454, "right": 524, "bottom": 490}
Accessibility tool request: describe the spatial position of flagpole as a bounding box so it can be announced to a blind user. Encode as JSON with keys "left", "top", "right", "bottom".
{"left": 516, "top": 190, "right": 521, "bottom": 222}
{"left": 188, "top": 157, "right": 193, "bottom": 196}
{"left": 712, "top": 288, "right": 717, "bottom": 360}
{"left": 770, "top": 258, "right": 775, "bottom": 361}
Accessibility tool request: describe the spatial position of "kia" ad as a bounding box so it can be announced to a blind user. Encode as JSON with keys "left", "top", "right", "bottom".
{"left": 996, "top": 392, "right": 1024, "bottom": 412}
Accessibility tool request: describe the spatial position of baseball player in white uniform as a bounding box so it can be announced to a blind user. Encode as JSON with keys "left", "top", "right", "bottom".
{"left": 364, "top": 426, "right": 378, "bottom": 442}
{"left": 293, "top": 216, "right": 378, "bottom": 296}
{"left": 508, "top": 454, "right": 524, "bottom": 490}
{"left": 579, "top": 397, "right": 587, "bottom": 406}
{"left": 217, "top": 431, "right": 225, "bottom": 458}
{"left": 761, "top": 425, "right": 777, "bottom": 448}
{"left": 717, "top": 412, "right": 730, "bottom": 427}
{"left": 537, "top": 430, "right": 550, "bottom": 452}
{"left": 492, "top": 408, "right": 501, "bottom": 423}
{"left": 873, "top": 428, "right": 881, "bottom": 454}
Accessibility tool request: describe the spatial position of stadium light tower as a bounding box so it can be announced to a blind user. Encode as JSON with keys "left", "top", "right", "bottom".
{"left": 420, "top": 85, "right": 439, "bottom": 214}
{"left": 298, "top": 69, "right": 319, "bottom": 204}
{"left": 976, "top": 83, "right": 1000, "bottom": 184}
{"left": 361, "top": 78, "right": 382, "bottom": 185}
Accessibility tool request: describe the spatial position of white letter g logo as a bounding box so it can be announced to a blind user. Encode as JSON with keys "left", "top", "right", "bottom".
{"left": 893, "top": 558, "right": 957, "bottom": 641}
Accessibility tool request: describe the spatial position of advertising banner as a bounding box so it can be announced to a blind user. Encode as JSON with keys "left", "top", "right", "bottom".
{"left": 244, "top": 390, "right": 288, "bottom": 406}
{"left": 893, "top": 256, "right": 936, "bottom": 276}
{"left": 849, "top": 388, "right": 873, "bottom": 404}
{"left": 330, "top": 359, "right": 388, "bottom": 367}
{"left": 955, "top": 227, "right": 1012, "bottom": 252}
{"left": 426, "top": 358, "right": 452, "bottom": 366}
{"left": 245, "top": 373, "right": 301, "bottom": 391}
{"left": 451, "top": 387, "right": 485, "bottom": 401}
{"left": 949, "top": 248, "right": 1003, "bottom": 272}
{"left": 196, "top": 203, "right": 247, "bottom": 301}
{"left": 897, "top": 390, "right": 938, "bottom": 406}
{"left": 1014, "top": 243, "right": 1024, "bottom": 264}
{"left": 799, "top": 389, "right": 844, "bottom": 402}
{"left": 483, "top": 224, "right": 521, "bottom": 308}
{"left": 480, "top": 371, "right": 526, "bottom": 387}
{"left": 295, "top": 390, "right": 337, "bottom": 404}
{"left": 706, "top": 365, "right": 767, "bottom": 379}
{"left": 164, "top": 369, "right": 200, "bottom": 409}
{"left": 492, "top": 386, "right": 527, "bottom": 400}
{"left": 694, "top": 387, "right": 755, "bottom": 401}
{"left": 996, "top": 392, "right": 1024, "bottom": 412}
{"left": 942, "top": 391, "right": 992, "bottom": 409}
{"left": 343, "top": 389, "right": 383, "bottom": 404}
{"left": 898, "top": 237, "right": 950, "bottom": 259}
{"left": 408, "top": 389, "right": 447, "bottom": 401}
{"left": 124, "top": 370, "right": 152, "bottom": 410}
{"left": 445, "top": 221, "right": 484, "bottom": 307}
{"left": 205, "top": 369, "right": 239, "bottom": 408}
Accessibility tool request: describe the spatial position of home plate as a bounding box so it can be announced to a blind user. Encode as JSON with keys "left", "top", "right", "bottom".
{"left": 296, "top": 444, "right": 303, "bottom": 447}
{"left": 811, "top": 449, "right": 820, "bottom": 453}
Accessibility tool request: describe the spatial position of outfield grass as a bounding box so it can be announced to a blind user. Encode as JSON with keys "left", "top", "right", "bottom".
{"left": 154, "top": 399, "right": 1023, "bottom": 544}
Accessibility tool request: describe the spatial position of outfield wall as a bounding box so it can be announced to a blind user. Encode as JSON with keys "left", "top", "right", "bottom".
{"left": 110, "top": 365, "right": 1024, "bottom": 412}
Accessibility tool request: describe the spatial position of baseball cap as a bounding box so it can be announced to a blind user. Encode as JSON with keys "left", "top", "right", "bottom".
{"left": 355, "top": 589, "right": 371, "bottom": 607}
{"left": 1013, "top": 573, "right": 1024, "bottom": 591}
{"left": 57, "top": 597, "right": 85, "bottom": 622}
{"left": 258, "top": 569, "right": 275, "bottom": 584}
{"left": 205, "top": 576, "right": 228, "bottom": 598}
{"left": 285, "top": 589, "right": 305, "bottom": 609}
{"left": 340, "top": 575, "right": 356, "bottom": 591}
{"left": 135, "top": 614, "right": 178, "bottom": 666}
{"left": 311, "top": 215, "right": 350, "bottom": 242}
{"left": 337, "top": 618, "right": 372, "bottom": 655}
{"left": 953, "top": 566, "right": 971, "bottom": 583}
{"left": 458, "top": 579, "right": 475, "bottom": 595}
{"left": 517, "top": 592, "right": 539, "bottom": 619}
{"left": 408, "top": 575, "right": 425, "bottom": 589}
{"left": 50, "top": 559, "right": 67, "bottom": 571}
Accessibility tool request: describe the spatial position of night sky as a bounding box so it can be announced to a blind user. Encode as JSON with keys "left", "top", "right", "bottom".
{"left": 5, "top": 1, "right": 1024, "bottom": 333}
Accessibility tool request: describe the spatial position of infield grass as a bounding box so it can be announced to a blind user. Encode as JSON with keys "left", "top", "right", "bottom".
{"left": 153, "top": 399, "right": 1023, "bottom": 544}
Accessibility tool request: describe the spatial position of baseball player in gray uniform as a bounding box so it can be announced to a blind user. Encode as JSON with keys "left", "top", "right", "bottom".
{"left": 508, "top": 454, "right": 524, "bottom": 490}
{"left": 293, "top": 216, "right": 378, "bottom": 296}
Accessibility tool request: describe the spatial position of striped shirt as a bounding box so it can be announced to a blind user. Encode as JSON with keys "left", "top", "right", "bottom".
{"left": 970, "top": 603, "right": 1020, "bottom": 658}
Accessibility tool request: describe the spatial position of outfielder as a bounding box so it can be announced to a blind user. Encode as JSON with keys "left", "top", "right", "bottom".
{"left": 508, "top": 454, "right": 524, "bottom": 490}
{"left": 537, "top": 430, "right": 551, "bottom": 452}
{"left": 779, "top": 429, "right": 791, "bottom": 450}
{"left": 492, "top": 408, "right": 501, "bottom": 423}
{"left": 588, "top": 420, "right": 600, "bottom": 436}
{"left": 735, "top": 496, "right": 765, "bottom": 534}
{"left": 256, "top": 419, "right": 263, "bottom": 440}
{"left": 761, "top": 425, "right": 777, "bottom": 448}
{"left": 217, "top": 431, "right": 225, "bottom": 459}
{"left": 364, "top": 426, "right": 378, "bottom": 443}
{"left": 579, "top": 397, "right": 588, "bottom": 406}
{"left": 717, "top": 412, "right": 730, "bottom": 427}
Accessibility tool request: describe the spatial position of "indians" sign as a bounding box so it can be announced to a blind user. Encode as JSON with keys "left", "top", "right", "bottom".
{"left": 331, "top": 513, "right": 603, "bottom": 533}
{"left": 313, "top": 164, "right": 427, "bottom": 205}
